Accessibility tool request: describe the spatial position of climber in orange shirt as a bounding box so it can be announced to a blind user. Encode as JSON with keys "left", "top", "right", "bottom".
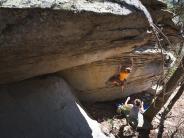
{"left": 120, "top": 67, "right": 131, "bottom": 81}
{"left": 107, "top": 65, "right": 132, "bottom": 92}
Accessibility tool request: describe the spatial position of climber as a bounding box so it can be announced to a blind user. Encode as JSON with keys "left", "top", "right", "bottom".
{"left": 107, "top": 65, "right": 132, "bottom": 93}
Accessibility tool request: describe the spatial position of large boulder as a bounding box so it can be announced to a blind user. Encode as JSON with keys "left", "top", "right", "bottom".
{"left": 0, "top": 0, "right": 182, "bottom": 101}
{"left": 0, "top": 76, "right": 112, "bottom": 138}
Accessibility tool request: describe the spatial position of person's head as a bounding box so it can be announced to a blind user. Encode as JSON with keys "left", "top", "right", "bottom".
{"left": 134, "top": 99, "right": 142, "bottom": 108}
{"left": 125, "top": 67, "right": 132, "bottom": 73}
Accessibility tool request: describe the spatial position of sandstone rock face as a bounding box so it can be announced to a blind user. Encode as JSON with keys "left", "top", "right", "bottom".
{"left": 0, "top": 7, "right": 150, "bottom": 84}
{"left": 0, "top": 0, "right": 182, "bottom": 101}
{"left": 0, "top": 76, "right": 112, "bottom": 138}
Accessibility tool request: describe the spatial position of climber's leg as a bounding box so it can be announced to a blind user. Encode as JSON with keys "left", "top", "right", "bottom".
{"left": 120, "top": 80, "right": 125, "bottom": 93}
{"left": 106, "top": 74, "right": 121, "bottom": 87}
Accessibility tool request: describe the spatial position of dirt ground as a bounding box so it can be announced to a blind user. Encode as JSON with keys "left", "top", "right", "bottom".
{"left": 83, "top": 90, "right": 184, "bottom": 138}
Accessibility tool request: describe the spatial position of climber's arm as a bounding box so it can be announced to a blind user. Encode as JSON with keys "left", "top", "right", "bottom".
{"left": 116, "top": 64, "right": 122, "bottom": 74}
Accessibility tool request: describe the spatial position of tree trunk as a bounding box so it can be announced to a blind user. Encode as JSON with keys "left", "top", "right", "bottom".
{"left": 145, "top": 57, "right": 184, "bottom": 122}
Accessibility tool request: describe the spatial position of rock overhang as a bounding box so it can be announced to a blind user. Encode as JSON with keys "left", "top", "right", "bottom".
{"left": 0, "top": 2, "right": 151, "bottom": 85}
{"left": 1, "top": 0, "right": 133, "bottom": 16}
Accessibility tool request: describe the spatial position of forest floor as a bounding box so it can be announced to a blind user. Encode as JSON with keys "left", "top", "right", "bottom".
{"left": 83, "top": 90, "right": 184, "bottom": 138}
